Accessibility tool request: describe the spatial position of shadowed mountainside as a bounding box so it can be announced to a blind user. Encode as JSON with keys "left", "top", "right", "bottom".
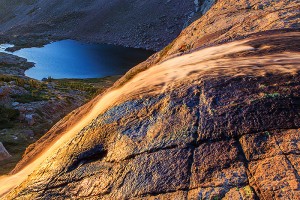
{"left": 0, "top": 0, "right": 300, "bottom": 199}
{"left": 0, "top": 0, "right": 215, "bottom": 50}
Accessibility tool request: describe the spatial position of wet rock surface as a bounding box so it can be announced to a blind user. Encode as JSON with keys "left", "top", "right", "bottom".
{"left": 1, "top": 0, "right": 300, "bottom": 199}
{"left": 5, "top": 31, "right": 300, "bottom": 199}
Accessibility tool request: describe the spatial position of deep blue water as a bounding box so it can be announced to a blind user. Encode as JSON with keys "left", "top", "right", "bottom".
{"left": 0, "top": 40, "right": 154, "bottom": 80}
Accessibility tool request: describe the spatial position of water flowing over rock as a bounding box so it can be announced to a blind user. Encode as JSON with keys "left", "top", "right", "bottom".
{"left": 0, "top": 0, "right": 300, "bottom": 199}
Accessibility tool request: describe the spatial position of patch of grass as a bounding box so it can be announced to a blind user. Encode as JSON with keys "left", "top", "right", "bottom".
{"left": 28, "top": 79, "right": 42, "bottom": 89}
{"left": 249, "top": 92, "right": 282, "bottom": 103}
{"left": 265, "top": 131, "right": 271, "bottom": 137}
{"left": 212, "top": 196, "right": 220, "bottom": 200}
{"left": 10, "top": 93, "right": 48, "bottom": 103}
{"left": 243, "top": 186, "right": 254, "bottom": 197}
{"left": 258, "top": 84, "right": 266, "bottom": 89}
{"left": 0, "top": 74, "right": 19, "bottom": 82}
{"left": 0, "top": 74, "right": 46, "bottom": 89}
{"left": 264, "top": 92, "right": 280, "bottom": 98}
{"left": 53, "top": 77, "right": 120, "bottom": 98}
{"left": 160, "top": 41, "right": 174, "bottom": 58}
{"left": 55, "top": 80, "right": 97, "bottom": 96}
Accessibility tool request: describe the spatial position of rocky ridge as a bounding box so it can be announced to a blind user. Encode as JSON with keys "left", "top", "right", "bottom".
{"left": 0, "top": 0, "right": 216, "bottom": 50}
{"left": 1, "top": 0, "right": 300, "bottom": 199}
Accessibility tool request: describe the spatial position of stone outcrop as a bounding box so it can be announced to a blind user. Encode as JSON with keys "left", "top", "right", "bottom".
{"left": 164, "top": 0, "right": 300, "bottom": 57}
{"left": 0, "top": 52, "right": 34, "bottom": 76}
{"left": 0, "top": 142, "right": 11, "bottom": 161}
{"left": 1, "top": 0, "right": 300, "bottom": 199}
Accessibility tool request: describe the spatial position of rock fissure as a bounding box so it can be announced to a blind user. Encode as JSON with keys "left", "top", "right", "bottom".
{"left": 67, "top": 147, "right": 108, "bottom": 173}
{"left": 274, "top": 136, "right": 300, "bottom": 180}
{"left": 101, "top": 127, "right": 297, "bottom": 167}
{"left": 236, "top": 139, "right": 263, "bottom": 200}
{"left": 133, "top": 188, "right": 189, "bottom": 199}
{"left": 187, "top": 146, "right": 196, "bottom": 191}
{"left": 116, "top": 144, "right": 181, "bottom": 163}
{"left": 185, "top": 89, "right": 202, "bottom": 190}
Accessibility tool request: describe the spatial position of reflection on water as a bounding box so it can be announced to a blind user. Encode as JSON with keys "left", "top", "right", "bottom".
{"left": 0, "top": 40, "right": 154, "bottom": 80}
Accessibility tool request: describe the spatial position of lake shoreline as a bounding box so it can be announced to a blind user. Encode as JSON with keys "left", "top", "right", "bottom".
{"left": 0, "top": 39, "right": 154, "bottom": 80}
{"left": 0, "top": 50, "right": 122, "bottom": 174}
{"left": 0, "top": 36, "right": 153, "bottom": 175}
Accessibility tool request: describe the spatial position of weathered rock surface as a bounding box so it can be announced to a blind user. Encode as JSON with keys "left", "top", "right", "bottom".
{"left": 0, "top": 52, "right": 34, "bottom": 76}
{"left": 0, "top": 142, "right": 11, "bottom": 161}
{"left": 164, "top": 0, "right": 300, "bottom": 57}
{"left": 1, "top": 0, "right": 300, "bottom": 199}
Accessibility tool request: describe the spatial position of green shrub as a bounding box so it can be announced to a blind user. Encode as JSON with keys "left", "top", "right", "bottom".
{"left": 264, "top": 92, "right": 280, "bottom": 98}
{"left": 0, "top": 75, "right": 45, "bottom": 89}
{"left": 48, "top": 76, "right": 53, "bottom": 82}
{"left": 55, "top": 80, "right": 98, "bottom": 97}
{"left": 10, "top": 94, "right": 47, "bottom": 103}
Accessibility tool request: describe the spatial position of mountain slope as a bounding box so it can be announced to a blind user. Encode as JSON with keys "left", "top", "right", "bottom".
{"left": 3, "top": 30, "right": 300, "bottom": 200}
{"left": 1, "top": 0, "right": 300, "bottom": 199}
{"left": 0, "top": 0, "right": 214, "bottom": 50}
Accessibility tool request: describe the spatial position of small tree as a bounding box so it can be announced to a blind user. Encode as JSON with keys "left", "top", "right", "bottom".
{"left": 47, "top": 76, "right": 53, "bottom": 82}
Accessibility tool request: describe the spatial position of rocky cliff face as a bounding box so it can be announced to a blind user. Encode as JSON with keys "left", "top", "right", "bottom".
{"left": 0, "top": 0, "right": 214, "bottom": 50}
{"left": 1, "top": 0, "right": 300, "bottom": 199}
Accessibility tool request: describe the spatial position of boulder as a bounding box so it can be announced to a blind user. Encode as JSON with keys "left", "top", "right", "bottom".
{"left": 11, "top": 102, "right": 19, "bottom": 107}
{"left": 25, "top": 114, "right": 35, "bottom": 126}
{"left": 0, "top": 142, "right": 11, "bottom": 161}
{"left": 1, "top": 0, "right": 300, "bottom": 199}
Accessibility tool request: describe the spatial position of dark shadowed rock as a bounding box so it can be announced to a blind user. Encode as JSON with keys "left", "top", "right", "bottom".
{"left": 0, "top": 142, "right": 11, "bottom": 161}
